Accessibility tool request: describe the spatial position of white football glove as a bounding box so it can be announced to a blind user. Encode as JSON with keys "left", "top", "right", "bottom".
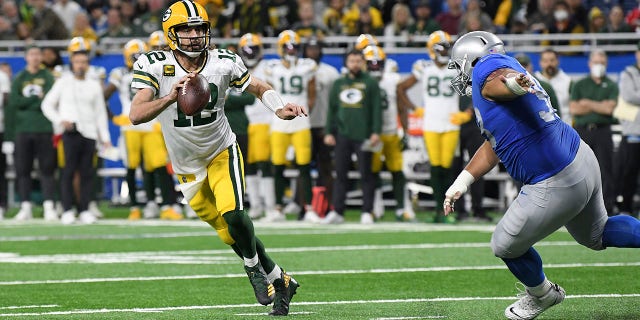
{"left": 443, "top": 170, "right": 475, "bottom": 215}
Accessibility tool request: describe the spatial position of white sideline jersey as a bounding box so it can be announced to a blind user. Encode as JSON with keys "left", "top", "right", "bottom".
{"left": 244, "top": 59, "right": 274, "bottom": 125}
{"left": 108, "top": 67, "right": 155, "bottom": 131}
{"left": 131, "top": 49, "right": 250, "bottom": 200}
{"left": 412, "top": 59, "right": 460, "bottom": 133}
{"left": 379, "top": 71, "right": 402, "bottom": 135}
{"left": 310, "top": 62, "right": 340, "bottom": 129}
{"left": 265, "top": 58, "right": 316, "bottom": 133}
{"left": 53, "top": 64, "right": 106, "bottom": 82}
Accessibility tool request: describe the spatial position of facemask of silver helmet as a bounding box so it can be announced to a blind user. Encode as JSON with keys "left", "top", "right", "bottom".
{"left": 448, "top": 31, "right": 506, "bottom": 96}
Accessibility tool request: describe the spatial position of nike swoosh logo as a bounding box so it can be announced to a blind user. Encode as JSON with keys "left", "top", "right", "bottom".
{"left": 136, "top": 63, "right": 142, "bottom": 69}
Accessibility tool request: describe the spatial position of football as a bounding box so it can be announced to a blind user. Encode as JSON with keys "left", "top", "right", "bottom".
{"left": 177, "top": 73, "right": 210, "bottom": 116}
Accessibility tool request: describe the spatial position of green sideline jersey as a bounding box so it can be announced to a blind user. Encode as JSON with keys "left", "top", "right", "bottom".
{"left": 326, "top": 72, "right": 382, "bottom": 141}
{"left": 570, "top": 76, "right": 618, "bottom": 126}
{"left": 6, "top": 68, "right": 55, "bottom": 140}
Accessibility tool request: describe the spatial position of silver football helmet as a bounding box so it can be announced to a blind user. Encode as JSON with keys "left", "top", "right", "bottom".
{"left": 448, "top": 31, "right": 505, "bottom": 96}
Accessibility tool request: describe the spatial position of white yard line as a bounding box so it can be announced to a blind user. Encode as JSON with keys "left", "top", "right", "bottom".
{"left": 0, "top": 305, "right": 58, "bottom": 310}
{"left": 0, "top": 241, "right": 580, "bottom": 264}
{"left": 0, "top": 295, "right": 638, "bottom": 317}
{"left": 1, "top": 262, "right": 638, "bottom": 286}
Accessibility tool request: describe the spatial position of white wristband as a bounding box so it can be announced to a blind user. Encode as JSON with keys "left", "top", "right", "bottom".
{"left": 261, "top": 89, "right": 285, "bottom": 113}
{"left": 504, "top": 75, "right": 528, "bottom": 96}
{"left": 445, "top": 170, "right": 475, "bottom": 198}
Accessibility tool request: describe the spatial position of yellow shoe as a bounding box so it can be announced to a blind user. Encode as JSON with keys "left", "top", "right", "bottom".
{"left": 128, "top": 207, "right": 142, "bottom": 220}
{"left": 160, "top": 207, "right": 183, "bottom": 220}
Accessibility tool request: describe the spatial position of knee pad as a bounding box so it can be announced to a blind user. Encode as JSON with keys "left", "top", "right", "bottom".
{"left": 491, "top": 232, "right": 528, "bottom": 259}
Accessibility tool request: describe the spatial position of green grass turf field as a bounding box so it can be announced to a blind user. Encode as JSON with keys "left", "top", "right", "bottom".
{"left": 0, "top": 206, "right": 639, "bottom": 319}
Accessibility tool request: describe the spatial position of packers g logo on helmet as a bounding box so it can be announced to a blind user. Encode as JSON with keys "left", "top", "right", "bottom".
{"left": 238, "top": 33, "right": 262, "bottom": 68}
{"left": 148, "top": 30, "right": 167, "bottom": 50}
{"left": 68, "top": 37, "right": 92, "bottom": 54}
{"left": 427, "top": 30, "right": 452, "bottom": 64}
{"left": 363, "top": 45, "right": 386, "bottom": 78}
{"left": 277, "top": 30, "right": 300, "bottom": 60}
{"left": 123, "top": 39, "right": 148, "bottom": 69}
{"left": 162, "top": 0, "right": 210, "bottom": 58}
{"left": 355, "top": 34, "right": 379, "bottom": 51}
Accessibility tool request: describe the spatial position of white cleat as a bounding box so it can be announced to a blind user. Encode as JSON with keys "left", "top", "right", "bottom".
{"left": 282, "top": 202, "right": 302, "bottom": 215}
{"left": 60, "top": 210, "right": 76, "bottom": 225}
{"left": 321, "top": 210, "right": 344, "bottom": 224}
{"left": 14, "top": 207, "right": 33, "bottom": 221}
{"left": 260, "top": 209, "right": 286, "bottom": 223}
{"left": 505, "top": 282, "right": 565, "bottom": 320}
{"left": 143, "top": 201, "right": 160, "bottom": 219}
{"left": 302, "top": 209, "right": 321, "bottom": 223}
{"left": 360, "top": 212, "right": 374, "bottom": 224}
{"left": 43, "top": 200, "right": 58, "bottom": 221}
{"left": 248, "top": 206, "right": 264, "bottom": 219}
{"left": 78, "top": 210, "right": 98, "bottom": 224}
{"left": 88, "top": 201, "right": 104, "bottom": 219}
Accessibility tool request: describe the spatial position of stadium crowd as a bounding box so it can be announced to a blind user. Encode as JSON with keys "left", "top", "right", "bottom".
{"left": 0, "top": 0, "right": 639, "bottom": 224}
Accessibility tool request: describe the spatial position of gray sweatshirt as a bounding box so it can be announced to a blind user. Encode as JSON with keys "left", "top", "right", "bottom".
{"left": 619, "top": 65, "right": 640, "bottom": 136}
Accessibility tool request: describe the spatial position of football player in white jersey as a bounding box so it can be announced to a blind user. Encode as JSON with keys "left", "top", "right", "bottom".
{"left": 238, "top": 33, "right": 277, "bottom": 220}
{"left": 397, "top": 30, "right": 460, "bottom": 223}
{"left": 104, "top": 39, "right": 182, "bottom": 221}
{"left": 354, "top": 34, "right": 398, "bottom": 73}
{"left": 129, "top": 1, "right": 302, "bottom": 315}
{"left": 262, "top": 30, "right": 320, "bottom": 223}
{"left": 53, "top": 37, "right": 107, "bottom": 82}
{"left": 363, "top": 45, "right": 416, "bottom": 222}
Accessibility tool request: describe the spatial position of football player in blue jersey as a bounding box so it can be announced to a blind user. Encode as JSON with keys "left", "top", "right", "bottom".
{"left": 444, "top": 31, "right": 640, "bottom": 320}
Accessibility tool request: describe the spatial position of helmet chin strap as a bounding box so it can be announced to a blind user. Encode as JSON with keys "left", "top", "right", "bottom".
{"left": 178, "top": 48, "right": 203, "bottom": 58}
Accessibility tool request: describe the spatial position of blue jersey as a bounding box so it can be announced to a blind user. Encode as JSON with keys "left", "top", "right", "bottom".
{"left": 471, "top": 54, "right": 580, "bottom": 184}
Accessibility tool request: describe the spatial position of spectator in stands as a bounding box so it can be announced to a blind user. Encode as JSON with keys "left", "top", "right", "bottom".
{"left": 88, "top": 3, "right": 109, "bottom": 37}
{"left": 1, "top": 1, "right": 21, "bottom": 30}
{"left": 527, "top": 0, "right": 555, "bottom": 34}
{"left": 232, "top": 0, "right": 269, "bottom": 37}
{"left": 323, "top": 49, "right": 381, "bottom": 224}
{"left": 382, "top": 3, "right": 413, "bottom": 48}
{"left": 569, "top": 49, "right": 617, "bottom": 215}
{"left": 535, "top": 49, "right": 573, "bottom": 125}
{"left": 458, "top": 0, "right": 494, "bottom": 34}
{"left": 492, "top": 0, "right": 515, "bottom": 33}
{"left": 587, "top": 7, "right": 606, "bottom": 33}
{"left": 0, "top": 63, "right": 10, "bottom": 220}
{"left": 303, "top": 37, "right": 339, "bottom": 218}
{"left": 196, "top": 0, "right": 231, "bottom": 39}
{"left": 29, "top": 0, "right": 70, "bottom": 40}
{"left": 408, "top": 0, "right": 441, "bottom": 47}
{"left": 52, "top": 0, "right": 84, "bottom": 35}
{"left": 323, "top": 0, "right": 347, "bottom": 36}
{"left": 41, "top": 47, "right": 64, "bottom": 73}
{"left": 541, "top": 1, "right": 585, "bottom": 51}
{"left": 42, "top": 48, "right": 111, "bottom": 225}
{"left": 435, "top": 0, "right": 464, "bottom": 35}
{"left": 7, "top": 46, "right": 57, "bottom": 221}
{"left": 71, "top": 12, "right": 99, "bottom": 44}
{"left": 625, "top": 4, "right": 640, "bottom": 32}
{"left": 292, "top": 1, "right": 327, "bottom": 39}
{"left": 101, "top": 7, "right": 133, "bottom": 38}
{"left": 342, "top": 0, "right": 384, "bottom": 36}
{"left": 266, "top": 0, "right": 299, "bottom": 37}
{"left": 613, "top": 44, "right": 640, "bottom": 218}
{"left": 0, "top": 16, "right": 18, "bottom": 41}
{"left": 603, "top": 5, "right": 634, "bottom": 45}
{"left": 119, "top": 1, "right": 136, "bottom": 27}
{"left": 566, "top": 0, "right": 589, "bottom": 30}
